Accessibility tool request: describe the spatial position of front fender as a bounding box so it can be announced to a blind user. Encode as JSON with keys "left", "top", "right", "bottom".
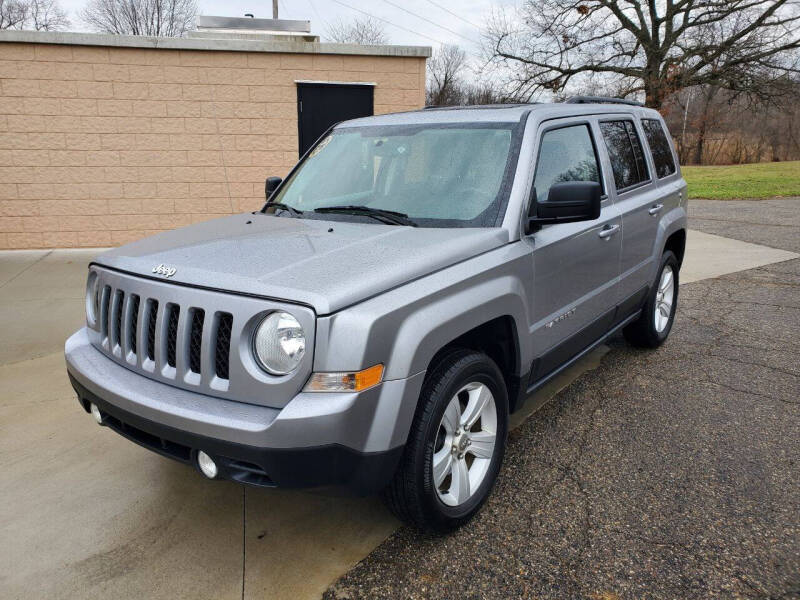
{"left": 314, "top": 243, "right": 533, "bottom": 381}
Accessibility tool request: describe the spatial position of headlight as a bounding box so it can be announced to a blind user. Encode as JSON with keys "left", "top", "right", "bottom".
{"left": 85, "top": 270, "right": 99, "bottom": 323}
{"left": 252, "top": 312, "right": 306, "bottom": 375}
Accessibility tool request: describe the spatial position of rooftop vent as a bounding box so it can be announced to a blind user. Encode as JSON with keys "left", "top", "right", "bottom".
{"left": 190, "top": 15, "right": 317, "bottom": 42}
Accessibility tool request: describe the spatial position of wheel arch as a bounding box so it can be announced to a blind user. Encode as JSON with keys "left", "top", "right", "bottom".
{"left": 664, "top": 228, "right": 686, "bottom": 266}
{"left": 424, "top": 315, "right": 523, "bottom": 413}
{"left": 652, "top": 206, "right": 688, "bottom": 280}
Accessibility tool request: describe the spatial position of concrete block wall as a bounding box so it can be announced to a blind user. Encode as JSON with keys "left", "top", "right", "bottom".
{"left": 0, "top": 35, "right": 427, "bottom": 249}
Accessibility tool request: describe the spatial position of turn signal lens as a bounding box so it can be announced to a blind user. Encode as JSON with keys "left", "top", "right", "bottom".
{"left": 303, "top": 364, "right": 384, "bottom": 393}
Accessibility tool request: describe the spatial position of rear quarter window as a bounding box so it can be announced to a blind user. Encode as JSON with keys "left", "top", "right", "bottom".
{"left": 599, "top": 120, "right": 650, "bottom": 191}
{"left": 641, "top": 119, "right": 677, "bottom": 178}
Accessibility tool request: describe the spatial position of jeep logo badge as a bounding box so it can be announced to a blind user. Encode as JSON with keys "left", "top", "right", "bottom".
{"left": 152, "top": 264, "right": 177, "bottom": 278}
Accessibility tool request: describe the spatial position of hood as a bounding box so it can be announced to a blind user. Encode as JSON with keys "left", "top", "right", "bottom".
{"left": 95, "top": 214, "right": 509, "bottom": 314}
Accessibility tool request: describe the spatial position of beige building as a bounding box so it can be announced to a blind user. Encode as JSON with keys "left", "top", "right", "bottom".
{"left": 0, "top": 30, "right": 429, "bottom": 250}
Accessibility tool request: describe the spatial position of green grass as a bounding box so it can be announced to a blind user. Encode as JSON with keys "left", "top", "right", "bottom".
{"left": 681, "top": 161, "right": 800, "bottom": 199}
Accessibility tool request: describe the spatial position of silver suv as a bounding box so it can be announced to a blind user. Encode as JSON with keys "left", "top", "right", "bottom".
{"left": 66, "top": 98, "right": 687, "bottom": 532}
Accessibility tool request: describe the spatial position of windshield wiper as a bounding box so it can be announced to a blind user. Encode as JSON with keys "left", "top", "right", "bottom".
{"left": 313, "top": 205, "right": 417, "bottom": 227}
{"left": 264, "top": 202, "right": 303, "bottom": 217}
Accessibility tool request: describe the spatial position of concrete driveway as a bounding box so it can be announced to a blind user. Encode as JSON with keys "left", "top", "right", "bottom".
{"left": 1, "top": 221, "right": 797, "bottom": 599}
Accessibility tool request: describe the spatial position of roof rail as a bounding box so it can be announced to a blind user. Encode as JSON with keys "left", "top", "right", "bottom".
{"left": 422, "top": 103, "right": 536, "bottom": 110}
{"left": 565, "top": 96, "right": 643, "bottom": 107}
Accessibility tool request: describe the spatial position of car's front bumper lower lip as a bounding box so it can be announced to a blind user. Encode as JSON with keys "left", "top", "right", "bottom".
{"left": 65, "top": 328, "right": 425, "bottom": 494}
{"left": 70, "top": 373, "right": 403, "bottom": 493}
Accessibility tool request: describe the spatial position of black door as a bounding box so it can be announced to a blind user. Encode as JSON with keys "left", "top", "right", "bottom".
{"left": 296, "top": 83, "right": 374, "bottom": 156}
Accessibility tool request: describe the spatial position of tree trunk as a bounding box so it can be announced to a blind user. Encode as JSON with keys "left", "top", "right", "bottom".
{"left": 693, "top": 86, "right": 719, "bottom": 165}
{"left": 644, "top": 76, "right": 664, "bottom": 109}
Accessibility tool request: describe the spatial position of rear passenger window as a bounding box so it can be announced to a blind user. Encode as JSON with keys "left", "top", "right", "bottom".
{"left": 642, "top": 119, "right": 676, "bottom": 178}
{"left": 600, "top": 120, "right": 649, "bottom": 191}
{"left": 532, "top": 124, "right": 601, "bottom": 204}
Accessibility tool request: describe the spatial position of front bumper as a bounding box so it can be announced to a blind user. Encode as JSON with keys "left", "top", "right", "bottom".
{"left": 66, "top": 328, "right": 425, "bottom": 494}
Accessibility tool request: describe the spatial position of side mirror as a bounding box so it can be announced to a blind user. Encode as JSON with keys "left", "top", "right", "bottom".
{"left": 527, "top": 181, "right": 602, "bottom": 231}
{"left": 265, "top": 176, "right": 282, "bottom": 200}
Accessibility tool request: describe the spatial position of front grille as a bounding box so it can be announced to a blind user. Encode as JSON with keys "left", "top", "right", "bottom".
{"left": 97, "top": 284, "right": 234, "bottom": 384}
{"left": 215, "top": 313, "right": 233, "bottom": 380}
{"left": 88, "top": 267, "right": 312, "bottom": 406}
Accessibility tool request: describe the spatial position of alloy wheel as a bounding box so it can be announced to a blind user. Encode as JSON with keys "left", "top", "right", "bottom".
{"left": 432, "top": 382, "right": 497, "bottom": 507}
{"left": 654, "top": 265, "right": 675, "bottom": 333}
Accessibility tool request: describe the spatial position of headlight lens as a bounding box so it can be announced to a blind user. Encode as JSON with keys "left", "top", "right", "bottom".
{"left": 85, "top": 271, "right": 99, "bottom": 323}
{"left": 252, "top": 312, "right": 306, "bottom": 375}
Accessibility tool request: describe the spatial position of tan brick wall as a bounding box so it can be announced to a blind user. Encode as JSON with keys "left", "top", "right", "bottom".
{"left": 0, "top": 41, "right": 426, "bottom": 249}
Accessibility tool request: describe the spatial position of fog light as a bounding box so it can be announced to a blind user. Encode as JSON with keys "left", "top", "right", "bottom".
{"left": 197, "top": 451, "right": 218, "bottom": 479}
{"left": 89, "top": 403, "right": 103, "bottom": 424}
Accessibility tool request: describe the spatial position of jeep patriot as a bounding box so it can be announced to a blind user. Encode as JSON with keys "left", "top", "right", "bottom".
{"left": 66, "top": 98, "right": 687, "bottom": 531}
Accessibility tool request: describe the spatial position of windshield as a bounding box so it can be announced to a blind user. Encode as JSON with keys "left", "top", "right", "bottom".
{"left": 268, "top": 123, "right": 520, "bottom": 227}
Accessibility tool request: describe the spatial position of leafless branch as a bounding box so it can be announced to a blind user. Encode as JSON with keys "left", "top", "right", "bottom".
{"left": 485, "top": 0, "right": 800, "bottom": 107}
{"left": 0, "top": 0, "right": 69, "bottom": 30}
{"left": 325, "top": 16, "right": 388, "bottom": 45}
{"left": 80, "top": 0, "right": 196, "bottom": 37}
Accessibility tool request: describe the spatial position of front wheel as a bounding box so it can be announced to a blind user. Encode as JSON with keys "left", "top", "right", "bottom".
{"left": 382, "top": 349, "right": 508, "bottom": 532}
{"left": 623, "top": 250, "right": 679, "bottom": 348}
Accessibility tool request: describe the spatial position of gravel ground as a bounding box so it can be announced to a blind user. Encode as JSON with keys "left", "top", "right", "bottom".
{"left": 324, "top": 202, "right": 800, "bottom": 600}
{"left": 690, "top": 197, "right": 800, "bottom": 252}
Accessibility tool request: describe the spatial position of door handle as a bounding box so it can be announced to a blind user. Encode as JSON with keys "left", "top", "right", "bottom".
{"left": 598, "top": 224, "right": 620, "bottom": 239}
{"left": 648, "top": 203, "right": 664, "bottom": 215}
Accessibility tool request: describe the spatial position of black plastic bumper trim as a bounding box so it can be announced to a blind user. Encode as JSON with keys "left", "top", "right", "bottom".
{"left": 69, "top": 373, "right": 403, "bottom": 495}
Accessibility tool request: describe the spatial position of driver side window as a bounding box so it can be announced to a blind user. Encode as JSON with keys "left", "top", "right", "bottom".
{"left": 533, "top": 125, "right": 601, "bottom": 204}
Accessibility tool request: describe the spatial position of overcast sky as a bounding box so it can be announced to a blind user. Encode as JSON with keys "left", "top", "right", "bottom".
{"left": 56, "top": 0, "right": 519, "bottom": 52}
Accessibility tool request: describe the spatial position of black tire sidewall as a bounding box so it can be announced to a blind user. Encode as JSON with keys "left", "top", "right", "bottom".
{"left": 414, "top": 353, "right": 508, "bottom": 526}
{"left": 647, "top": 251, "right": 679, "bottom": 343}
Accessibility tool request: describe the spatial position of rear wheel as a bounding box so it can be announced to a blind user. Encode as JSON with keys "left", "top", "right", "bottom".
{"left": 382, "top": 349, "right": 508, "bottom": 532}
{"left": 623, "top": 250, "right": 679, "bottom": 348}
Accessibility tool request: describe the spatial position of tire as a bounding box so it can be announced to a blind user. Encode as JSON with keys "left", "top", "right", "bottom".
{"left": 623, "top": 250, "right": 679, "bottom": 348}
{"left": 382, "top": 349, "right": 509, "bottom": 533}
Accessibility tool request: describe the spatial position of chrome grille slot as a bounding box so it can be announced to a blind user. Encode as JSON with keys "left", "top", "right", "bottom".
{"left": 111, "top": 290, "right": 124, "bottom": 349}
{"left": 189, "top": 309, "right": 204, "bottom": 374}
{"left": 100, "top": 285, "right": 111, "bottom": 340}
{"left": 165, "top": 304, "right": 180, "bottom": 369}
{"left": 215, "top": 312, "right": 233, "bottom": 380}
{"left": 146, "top": 299, "right": 158, "bottom": 362}
{"left": 128, "top": 294, "right": 140, "bottom": 356}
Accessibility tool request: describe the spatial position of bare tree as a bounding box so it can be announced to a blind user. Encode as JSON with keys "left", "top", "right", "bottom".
{"left": 28, "top": 0, "right": 68, "bottom": 30}
{"left": 660, "top": 78, "right": 800, "bottom": 164}
{"left": 1, "top": 0, "right": 69, "bottom": 30}
{"left": 464, "top": 83, "right": 508, "bottom": 105}
{"left": 325, "top": 16, "right": 387, "bottom": 45}
{"left": 0, "top": 0, "right": 27, "bottom": 29}
{"left": 81, "top": 0, "right": 196, "bottom": 37}
{"left": 486, "top": 0, "right": 800, "bottom": 108}
{"left": 427, "top": 44, "right": 467, "bottom": 106}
